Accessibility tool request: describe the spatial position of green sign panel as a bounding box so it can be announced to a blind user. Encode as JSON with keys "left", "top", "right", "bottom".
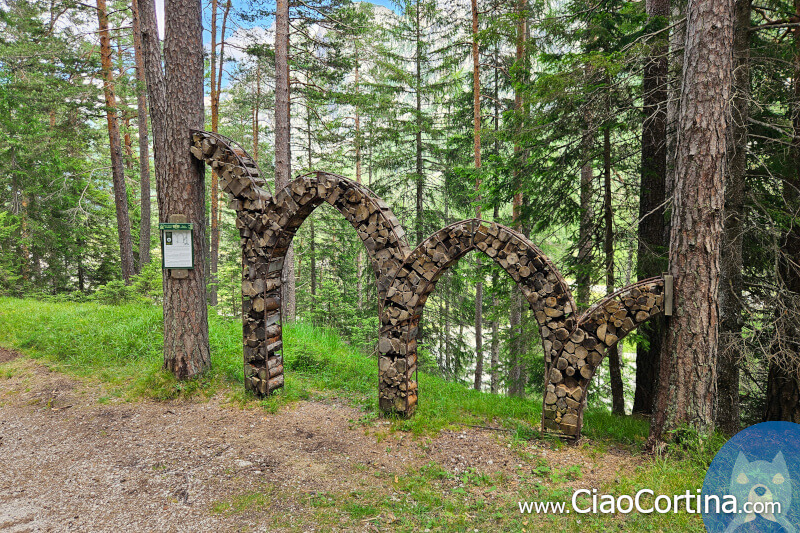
{"left": 159, "top": 222, "right": 194, "bottom": 269}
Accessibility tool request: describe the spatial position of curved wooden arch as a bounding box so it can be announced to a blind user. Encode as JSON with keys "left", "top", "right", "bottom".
{"left": 190, "top": 132, "right": 411, "bottom": 397}
{"left": 189, "top": 131, "right": 668, "bottom": 438}
{"left": 378, "top": 219, "right": 578, "bottom": 414}
{"left": 543, "top": 277, "right": 665, "bottom": 436}
{"left": 379, "top": 219, "right": 666, "bottom": 437}
{"left": 265, "top": 172, "right": 411, "bottom": 300}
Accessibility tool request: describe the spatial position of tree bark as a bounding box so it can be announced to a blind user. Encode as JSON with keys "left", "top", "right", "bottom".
{"left": 648, "top": 0, "right": 732, "bottom": 445}
{"left": 355, "top": 54, "right": 364, "bottom": 310}
{"left": 131, "top": 0, "right": 152, "bottom": 271}
{"left": 508, "top": 0, "right": 526, "bottom": 398}
{"left": 139, "top": 0, "right": 211, "bottom": 378}
{"left": 307, "top": 92, "right": 316, "bottom": 300}
{"left": 97, "top": 0, "right": 135, "bottom": 284}
{"left": 275, "top": 0, "right": 295, "bottom": 320}
{"left": 208, "top": 0, "right": 230, "bottom": 307}
{"left": 253, "top": 61, "right": 260, "bottom": 162}
{"left": 137, "top": 0, "right": 166, "bottom": 196}
{"left": 577, "top": 157, "right": 593, "bottom": 308}
{"left": 765, "top": 364, "right": 800, "bottom": 423}
{"left": 490, "top": 55, "right": 501, "bottom": 395}
{"left": 665, "top": 1, "right": 685, "bottom": 215}
{"left": 414, "top": 0, "right": 424, "bottom": 246}
{"left": 717, "top": 0, "right": 750, "bottom": 435}
{"left": 634, "top": 0, "right": 670, "bottom": 415}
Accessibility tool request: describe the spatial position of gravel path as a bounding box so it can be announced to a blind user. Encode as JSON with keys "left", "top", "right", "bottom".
{"left": 0, "top": 355, "right": 637, "bottom": 532}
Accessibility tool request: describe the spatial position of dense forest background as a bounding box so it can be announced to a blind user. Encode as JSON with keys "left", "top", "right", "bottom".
{"left": 2, "top": 0, "right": 799, "bottom": 435}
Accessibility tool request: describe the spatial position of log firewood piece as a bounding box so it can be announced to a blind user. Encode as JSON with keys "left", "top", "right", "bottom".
{"left": 596, "top": 323, "right": 607, "bottom": 342}
{"left": 269, "top": 365, "right": 284, "bottom": 379}
{"left": 268, "top": 374, "right": 284, "bottom": 391}
{"left": 570, "top": 329, "right": 585, "bottom": 344}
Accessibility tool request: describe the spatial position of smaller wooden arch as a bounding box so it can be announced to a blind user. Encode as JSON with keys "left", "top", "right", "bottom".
{"left": 378, "top": 219, "right": 577, "bottom": 415}
{"left": 543, "top": 278, "right": 665, "bottom": 436}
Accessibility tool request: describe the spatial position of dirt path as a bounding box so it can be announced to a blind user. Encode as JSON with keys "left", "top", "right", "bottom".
{"left": 0, "top": 356, "right": 640, "bottom": 532}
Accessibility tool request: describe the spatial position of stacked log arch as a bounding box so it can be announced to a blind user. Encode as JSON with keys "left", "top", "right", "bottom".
{"left": 541, "top": 278, "right": 665, "bottom": 436}
{"left": 189, "top": 130, "right": 667, "bottom": 439}
{"left": 381, "top": 219, "right": 666, "bottom": 437}
{"left": 190, "top": 130, "right": 410, "bottom": 399}
{"left": 379, "top": 219, "right": 577, "bottom": 415}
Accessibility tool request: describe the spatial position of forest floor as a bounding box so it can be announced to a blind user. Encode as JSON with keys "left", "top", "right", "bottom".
{"left": 0, "top": 351, "right": 705, "bottom": 532}
{"left": 0, "top": 299, "right": 712, "bottom": 532}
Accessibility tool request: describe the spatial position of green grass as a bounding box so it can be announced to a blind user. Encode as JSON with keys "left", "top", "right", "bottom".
{"left": 0, "top": 297, "right": 653, "bottom": 441}
{"left": 0, "top": 299, "right": 638, "bottom": 445}
{"left": 204, "top": 457, "right": 710, "bottom": 531}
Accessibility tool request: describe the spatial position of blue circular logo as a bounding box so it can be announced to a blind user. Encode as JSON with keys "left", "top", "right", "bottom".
{"left": 703, "top": 422, "right": 800, "bottom": 532}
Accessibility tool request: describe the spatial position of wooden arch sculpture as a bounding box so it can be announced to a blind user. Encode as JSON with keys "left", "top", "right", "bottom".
{"left": 189, "top": 130, "right": 667, "bottom": 438}
{"left": 190, "top": 131, "right": 410, "bottom": 399}
{"left": 379, "top": 219, "right": 666, "bottom": 436}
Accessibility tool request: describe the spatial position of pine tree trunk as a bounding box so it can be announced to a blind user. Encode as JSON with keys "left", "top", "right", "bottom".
{"left": 490, "top": 304, "right": 500, "bottom": 394}
{"left": 310, "top": 218, "right": 317, "bottom": 297}
{"left": 253, "top": 62, "right": 260, "bottom": 163}
{"left": 355, "top": 56, "right": 364, "bottom": 311}
{"left": 578, "top": 156, "right": 593, "bottom": 308}
{"left": 131, "top": 0, "right": 152, "bottom": 270}
{"left": 633, "top": 0, "right": 669, "bottom": 415}
{"left": 307, "top": 100, "right": 316, "bottom": 300}
{"left": 207, "top": 0, "right": 229, "bottom": 307}
{"left": 138, "top": 0, "right": 211, "bottom": 378}
{"left": 414, "top": 1, "right": 424, "bottom": 246}
{"left": 474, "top": 265, "right": 484, "bottom": 390}
{"left": 508, "top": 206, "right": 526, "bottom": 398}
{"left": 137, "top": 0, "right": 166, "bottom": 170}
{"left": 97, "top": 0, "right": 135, "bottom": 284}
{"left": 765, "top": 364, "right": 800, "bottom": 423}
{"left": 717, "top": 0, "right": 749, "bottom": 435}
{"left": 275, "top": 0, "right": 295, "bottom": 320}
{"left": 490, "top": 57, "right": 501, "bottom": 395}
{"left": 507, "top": 0, "right": 526, "bottom": 398}
{"left": 665, "top": 1, "right": 685, "bottom": 212}
{"left": 163, "top": 0, "right": 210, "bottom": 377}
{"left": 444, "top": 285, "right": 451, "bottom": 375}
{"left": 648, "top": 0, "right": 732, "bottom": 445}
